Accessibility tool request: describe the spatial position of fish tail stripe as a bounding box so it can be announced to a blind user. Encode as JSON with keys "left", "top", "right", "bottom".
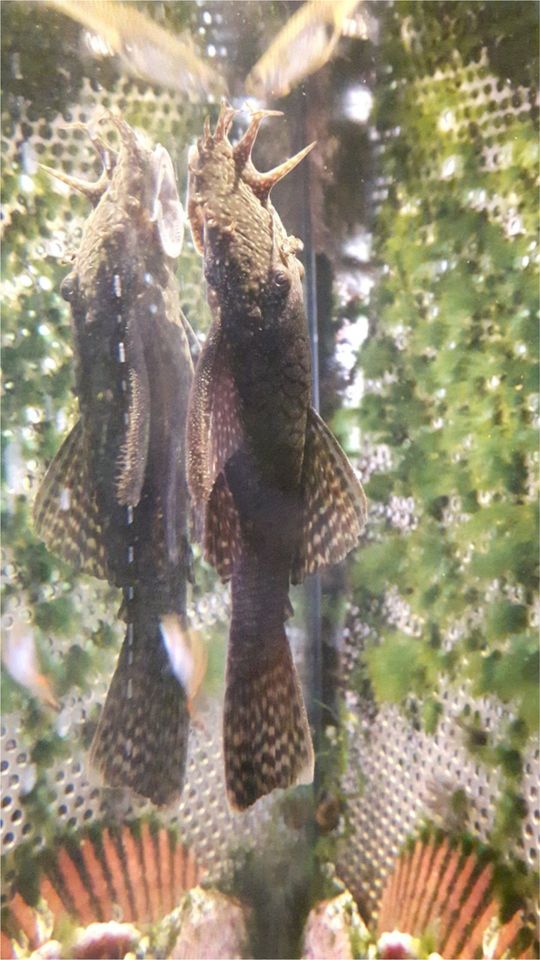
{"left": 55, "top": 848, "right": 96, "bottom": 925}
{"left": 1, "top": 930, "right": 14, "bottom": 959}
{"left": 6, "top": 893, "right": 40, "bottom": 949}
{"left": 157, "top": 827, "right": 173, "bottom": 915}
{"left": 292, "top": 406, "right": 367, "bottom": 583}
{"left": 39, "top": 874, "right": 70, "bottom": 923}
{"left": 223, "top": 631, "right": 314, "bottom": 810}
{"left": 121, "top": 830, "right": 148, "bottom": 920}
{"left": 79, "top": 836, "right": 112, "bottom": 921}
{"left": 139, "top": 822, "right": 161, "bottom": 921}
{"left": 100, "top": 828, "right": 135, "bottom": 921}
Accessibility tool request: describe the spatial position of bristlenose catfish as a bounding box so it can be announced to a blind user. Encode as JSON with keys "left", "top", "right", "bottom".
{"left": 187, "top": 103, "right": 367, "bottom": 810}
{"left": 34, "top": 114, "right": 199, "bottom": 806}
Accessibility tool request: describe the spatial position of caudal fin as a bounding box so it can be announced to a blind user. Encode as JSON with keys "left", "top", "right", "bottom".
{"left": 223, "top": 630, "right": 314, "bottom": 810}
{"left": 90, "top": 613, "right": 190, "bottom": 807}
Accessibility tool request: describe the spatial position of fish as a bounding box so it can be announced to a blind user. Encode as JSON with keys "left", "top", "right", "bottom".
{"left": 187, "top": 103, "right": 367, "bottom": 809}
{"left": 46, "top": 0, "right": 226, "bottom": 99}
{"left": 33, "top": 113, "right": 197, "bottom": 806}
{"left": 2, "top": 607, "right": 59, "bottom": 710}
{"left": 245, "top": 0, "right": 369, "bottom": 101}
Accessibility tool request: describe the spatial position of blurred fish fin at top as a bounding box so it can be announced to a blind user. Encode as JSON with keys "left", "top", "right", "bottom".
{"left": 245, "top": 0, "right": 378, "bottom": 102}
{"left": 45, "top": 0, "right": 227, "bottom": 100}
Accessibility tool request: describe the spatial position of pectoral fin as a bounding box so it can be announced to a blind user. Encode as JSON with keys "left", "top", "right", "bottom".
{"left": 115, "top": 363, "right": 150, "bottom": 508}
{"left": 187, "top": 320, "right": 244, "bottom": 576}
{"left": 187, "top": 318, "right": 243, "bottom": 510}
{"left": 33, "top": 420, "right": 110, "bottom": 580}
{"left": 292, "top": 406, "right": 367, "bottom": 583}
{"left": 150, "top": 143, "right": 185, "bottom": 259}
{"left": 204, "top": 471, "right": 242, "bottom": 582}
{"left": 179, "top": 307, "right": 201, "bottom": 363}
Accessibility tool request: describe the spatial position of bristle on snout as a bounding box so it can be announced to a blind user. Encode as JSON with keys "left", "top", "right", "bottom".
{"left": 39, "top": 163, "right": 110, "bottom": 205}
{"left": 214, "top": 102, "right": 236, "bottom": 141}
{"left": 233, "top": 109, "right": 283, "bottom": 170}
{"left": 40, "top": 110, "right": 142, "bottom": 204}
{"left": 193, "top": 102, "right": 316, "bottom": 211}
{"left": 245, "top": 141, "right": 317, "bottom": 201}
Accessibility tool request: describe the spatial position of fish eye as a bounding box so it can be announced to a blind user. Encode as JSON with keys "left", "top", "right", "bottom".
{"left": 272, "top": 269, "right": 290, "bottom": 294}
{"left": 60, "top": 273, "right": 76, "bottom": 302}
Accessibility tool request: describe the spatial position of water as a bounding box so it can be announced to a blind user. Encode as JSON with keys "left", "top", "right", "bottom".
{"left": 1, "top": 2, "right": 538, "bottom": 958}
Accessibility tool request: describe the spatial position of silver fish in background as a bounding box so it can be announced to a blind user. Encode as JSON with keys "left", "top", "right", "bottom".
{"left": 245, "top": 0, "right": 370, "bottom": 101}
{"left": 34, "top": 114, "right": 197, "bottom": 806}
{"left": 46, "top": 0, "right": 226, "bottom": 99}
{"left": 187, "top": 104, "right": 367, "bottom": 809}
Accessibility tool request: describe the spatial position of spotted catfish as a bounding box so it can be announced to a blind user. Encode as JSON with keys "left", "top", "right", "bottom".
{"left": 34, "top": 114, "right": 199, "bottom": 806}
{"left": 187, "top": 104, "right": 367, "bottom": 810}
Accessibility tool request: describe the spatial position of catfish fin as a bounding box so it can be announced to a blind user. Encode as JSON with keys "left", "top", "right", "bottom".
{"left": 291, "top": 406, "right": 367, "bottom": 583}
{"left": 115, "top": 363, "right": 150, "bottom": 507}
{"left": 90, "top": 611, "right": 189, "bottom": 806}
{"left": 150, "top": 143, "right": 185, "bottom": 259}
{"left": 187, "top": 317, "right": 243, "bottom": 513}
{"left": 179, "top": 307, "right": 201, "bottom": 363}
{"left": 33, "top": 421, "right": 110, "bottom": 579}
{"left": 204, "top": 471, "right": 242, "bottom": 582}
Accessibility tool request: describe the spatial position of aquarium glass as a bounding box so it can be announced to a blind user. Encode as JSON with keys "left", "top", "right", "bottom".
{"left": 1, "top": 2, "right": 538, "bottom": 959}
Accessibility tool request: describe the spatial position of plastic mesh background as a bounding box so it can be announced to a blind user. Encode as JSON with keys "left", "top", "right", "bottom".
{"left": 333, "top": 19, "right": 539, "bottom": 921}
{"left": 1, "top": 0, "right": 538, "bottom": 930}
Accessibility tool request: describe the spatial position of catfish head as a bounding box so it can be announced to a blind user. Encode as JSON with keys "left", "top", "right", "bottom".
{"left": 187, "top": 103, "right": 315, "bottom": 323}
{"left": 43, "top": 112, "right": 184, "bottom": 313}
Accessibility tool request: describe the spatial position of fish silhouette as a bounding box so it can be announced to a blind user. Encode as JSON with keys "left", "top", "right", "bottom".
{"left": 34, "top": 114, "right": 197, "bottom": 806}
{"left": 245, "top": 0, "right": 368, "bottom": 100}
{"left": 46, "top": 0, "right": 226, "bottom": 99}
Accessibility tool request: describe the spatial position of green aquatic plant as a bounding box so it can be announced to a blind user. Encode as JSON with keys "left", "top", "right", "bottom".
{"left": 353, "top": 0, "right": 539, "bottom": 853}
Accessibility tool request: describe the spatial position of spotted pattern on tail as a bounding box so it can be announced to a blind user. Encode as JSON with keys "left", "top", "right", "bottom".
{"left": 292, "top": 406, "right": 367, "bottom": 584}
{"left": 33, "top": 420, "right": 110, "bottom": 579}
{"left": 223, "top": 635, "right": 314, "bottom": 810}
{"left": 90, "top": 614, "right": 189, "bottom": 807}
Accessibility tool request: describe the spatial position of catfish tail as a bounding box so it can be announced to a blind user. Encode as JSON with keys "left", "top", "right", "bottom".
{"left": 223, "top": 558, "right": 314, "bottom": 810}
{"left": 90, "top": 610, "right": 190, "bottom": 807}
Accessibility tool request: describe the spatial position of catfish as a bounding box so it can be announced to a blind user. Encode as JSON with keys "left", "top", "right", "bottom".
{"left": 187, "top": 104, "right": 367, "bottom": 809}
{"left": 34, "top": 114, "right": 199, "bottom": 806}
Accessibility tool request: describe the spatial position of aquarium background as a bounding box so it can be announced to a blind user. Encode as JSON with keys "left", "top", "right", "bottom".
{"left": 1, "top": 2, "right": 538, "bottom": 958}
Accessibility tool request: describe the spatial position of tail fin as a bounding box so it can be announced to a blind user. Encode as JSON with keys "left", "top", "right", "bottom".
{"left": 90, "top": 613, "right": 190, "bottom": 807}
{"left": 223, "top": 629, "right": 314, "bottom": 810}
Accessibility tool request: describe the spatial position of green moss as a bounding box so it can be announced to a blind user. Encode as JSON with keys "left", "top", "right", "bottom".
{"left": 353, "top": 0, "right": 538, "bottom": 820}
